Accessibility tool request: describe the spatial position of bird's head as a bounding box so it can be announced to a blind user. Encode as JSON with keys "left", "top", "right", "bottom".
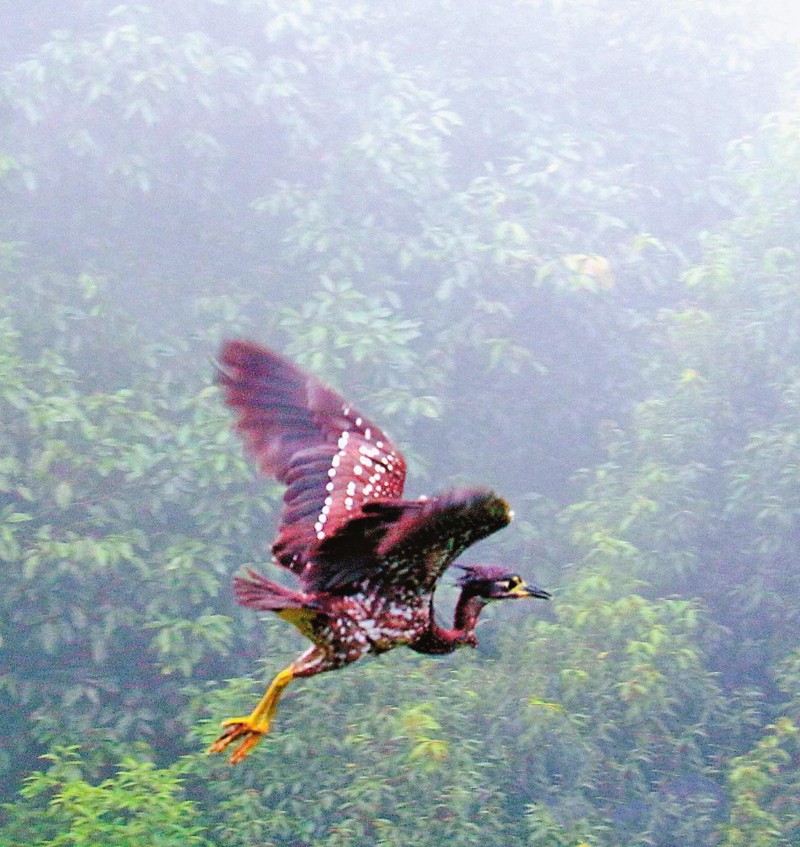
{"left": 456, "top": 564, "right": 551, "bottom": 601}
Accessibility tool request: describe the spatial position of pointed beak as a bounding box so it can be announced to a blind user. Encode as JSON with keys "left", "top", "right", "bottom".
{"left": 509, "top": 580, "right": 551, "bottom": 600}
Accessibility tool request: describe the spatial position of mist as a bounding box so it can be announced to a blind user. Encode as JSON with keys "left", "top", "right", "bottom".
{"left": 1, "top": 2, "right": 799, "bottom": 845}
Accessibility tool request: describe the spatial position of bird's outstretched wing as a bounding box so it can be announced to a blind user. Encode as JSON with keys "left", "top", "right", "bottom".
{"left": 312, "top": 488, "right": 511, "bottom": 594}
{"left": 217, "top": 341, "right": 407, "bottom": 582}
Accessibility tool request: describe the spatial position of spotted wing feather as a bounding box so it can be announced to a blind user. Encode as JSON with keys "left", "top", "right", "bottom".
{"left": 313, "top": 488, "right": 511, "bottom": 594}
{"left": 217, "top": 340, "right": 407, "bottom": 583}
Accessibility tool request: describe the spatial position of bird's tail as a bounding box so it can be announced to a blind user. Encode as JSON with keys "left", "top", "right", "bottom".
{"left": 233, "top": 568, "right": 308, "bottom": 611}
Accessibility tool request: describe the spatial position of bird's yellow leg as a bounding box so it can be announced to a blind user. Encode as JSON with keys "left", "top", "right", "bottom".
{"left": 208, "top": 666, "right": 294, "bottom": 764}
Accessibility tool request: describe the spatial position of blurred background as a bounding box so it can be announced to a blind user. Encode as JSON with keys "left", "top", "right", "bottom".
{"left": 1, "top": 1, "right": 799, "bottom": 844}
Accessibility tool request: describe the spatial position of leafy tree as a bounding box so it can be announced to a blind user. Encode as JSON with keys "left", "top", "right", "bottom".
{"left": 0, "top": 746, "right": 210, "bottom": 846}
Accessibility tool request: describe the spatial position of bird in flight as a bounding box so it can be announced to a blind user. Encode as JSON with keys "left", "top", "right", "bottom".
{"left": 208, "top": 340, "right": 550, "bottom": 763}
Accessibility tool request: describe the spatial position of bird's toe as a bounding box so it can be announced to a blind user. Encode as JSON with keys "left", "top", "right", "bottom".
{"left": 208, "top": 717, "right": 269, "bottom": 763}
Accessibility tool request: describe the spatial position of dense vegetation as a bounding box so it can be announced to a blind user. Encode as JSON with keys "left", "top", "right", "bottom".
{"left": 1, "top": 1, "right": 799, "bottom": 844}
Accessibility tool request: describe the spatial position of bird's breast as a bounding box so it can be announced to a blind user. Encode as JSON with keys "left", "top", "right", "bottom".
{"left": 324, "top": 589, "right": 430, "bottom": 653}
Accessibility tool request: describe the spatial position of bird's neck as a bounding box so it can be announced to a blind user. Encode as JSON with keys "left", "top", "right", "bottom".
{"left": 412, "top": 588, "right": 488, "bottom": 654}
{"left": 454, "top": 591, "right": 488, "bottom": 633}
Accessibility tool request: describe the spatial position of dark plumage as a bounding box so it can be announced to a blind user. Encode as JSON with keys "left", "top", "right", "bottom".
{"left": 208, "top": 340, "right": 550, "bottom": 763}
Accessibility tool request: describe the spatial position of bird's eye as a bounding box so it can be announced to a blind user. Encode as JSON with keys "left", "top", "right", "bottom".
{"left": 508, "top": 575, "right": 521, "bottom": 588}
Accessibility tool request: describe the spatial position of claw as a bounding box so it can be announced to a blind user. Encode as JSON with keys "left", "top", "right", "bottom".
{"left": 207, "top": 665, "right": 296, "bottom": 764}
{"left": 208, "top": 717, "right": 269, "bottom": 764}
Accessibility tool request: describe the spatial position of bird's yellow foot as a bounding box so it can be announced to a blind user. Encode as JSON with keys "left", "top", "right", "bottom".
{"left": 207, "top": 717, "right": 269, "bottom": 764}
{"left": 207, "top": 666, "right": 294, "bottom": 763}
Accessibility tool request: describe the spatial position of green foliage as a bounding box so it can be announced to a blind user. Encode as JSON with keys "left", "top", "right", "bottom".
{"left": 0, "top": 275, "right": 260, "bottom": 765}
{"left": 0, "top": 746, "right": 210, "bottom": 846}
{"left": 720, "top": 718, "right": 800, "bottom": 847}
